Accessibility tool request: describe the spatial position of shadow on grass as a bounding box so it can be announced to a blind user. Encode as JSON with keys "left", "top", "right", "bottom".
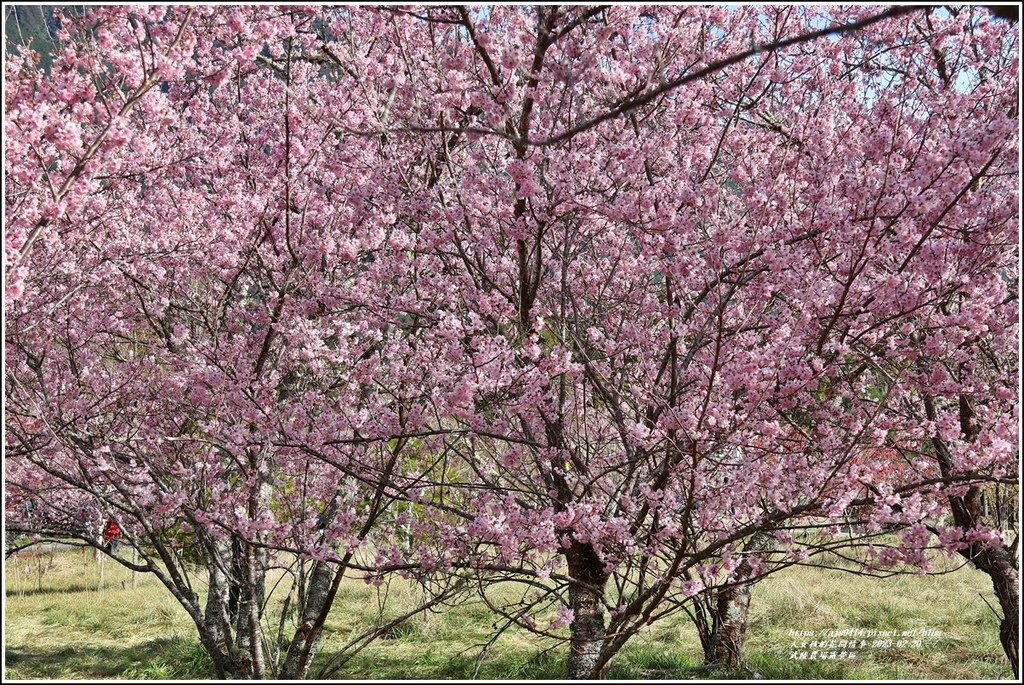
{"left": 318, "top": 644, "right": 752, "bottom": 680}
{"left": 4, "top": 634, "right": 213, "bottom": 680}
{"left": 5, "top": 583, "right": 106, "bottom": 597}
{"left": 313, "top": 646, "right": 568, "bottom": 680}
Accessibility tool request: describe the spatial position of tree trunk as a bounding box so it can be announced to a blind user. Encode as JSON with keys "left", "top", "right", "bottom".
{"left": 279, "top": 559, "right": 336, "bottom": 679}
{"left": 704, "top": 530, "right": 776, "bottom": 670}
{"left": 565, "top": 541, "right": 610, "bottom": 680}
{"left": 200, "top": 588, "right": 250, "bottom": 679}
{"left": 199, "top": 536, "right": 260, "bottom": 679}
{"left": 929, "top": 395, "right": 1019, "bottom": 678}
{"left": 964, "top": 544, "right": 1019, "bottom": 679}
{"left": 203, "top": 548, "right": 238, "bottom": 678}
{"left": 237, "top": 541, "right": 266, "bottom": 679}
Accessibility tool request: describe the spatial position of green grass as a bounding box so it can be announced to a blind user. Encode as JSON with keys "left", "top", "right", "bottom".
{"left": 743, "top": 556, "right": 1011, "bottom": 680}
{"left": 4, "top": 549, "right": 211, "bottom": 679}
{"left": 3, "top": 547, "right": 1014, "bottom": 680}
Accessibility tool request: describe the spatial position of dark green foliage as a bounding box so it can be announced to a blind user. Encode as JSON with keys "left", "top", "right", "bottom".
{"left": 4, "top": 5, "right": 83, "bottom": 70}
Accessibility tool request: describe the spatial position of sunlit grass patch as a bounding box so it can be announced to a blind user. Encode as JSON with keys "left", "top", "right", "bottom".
{"left": 743, "top": 559, "right": 1012, "bottom": 680}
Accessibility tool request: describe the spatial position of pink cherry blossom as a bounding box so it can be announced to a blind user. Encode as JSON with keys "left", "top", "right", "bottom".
{"left": 5, "top": 4, "right": 1018, "bottom": 680}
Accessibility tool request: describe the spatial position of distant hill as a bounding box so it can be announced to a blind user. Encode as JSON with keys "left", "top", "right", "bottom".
{"left": 5, "top": 5, "right": 83, "bottom": 70}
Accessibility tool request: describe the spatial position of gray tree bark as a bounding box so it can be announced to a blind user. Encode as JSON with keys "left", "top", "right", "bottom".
{"left": 970, "top": 545, "right": 1019, "bottom": 679}
{"left": 199, "top": 536, "right": 256, "bottom": 678}
{"left": 704, "top": 530, "right": 776, "bottom": 671}
{"left": 565, "top": 541, "right": 611, "bottom": 679}
{"left": 930, "top": 394, "right": 1019, "bottom": 679}
{"left": 279, "top": 558, "right": 338, "bottom": 679}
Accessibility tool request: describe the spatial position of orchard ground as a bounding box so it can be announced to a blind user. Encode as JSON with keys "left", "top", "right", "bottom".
{"left": 4, "top": 546, "right": 1012, "bottom": 680}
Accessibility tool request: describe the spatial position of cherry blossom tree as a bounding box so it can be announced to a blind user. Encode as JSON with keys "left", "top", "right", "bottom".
{"left": 5, "top": 4, "right": 1018, "bottom": 680}
{"left": 339, "top": 5, "right": 1015, "bottom": 678}
{"left": 5, "top": 6, "right": 461, "bottom": 678}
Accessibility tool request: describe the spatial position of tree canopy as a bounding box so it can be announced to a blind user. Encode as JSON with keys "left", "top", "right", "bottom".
{"left": 4, "top": 5, "right": 1018, "bottom": 679}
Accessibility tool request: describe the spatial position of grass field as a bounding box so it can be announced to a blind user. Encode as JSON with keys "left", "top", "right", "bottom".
{"left": 3, "top": 547, "right": 1013, "bottom": 680}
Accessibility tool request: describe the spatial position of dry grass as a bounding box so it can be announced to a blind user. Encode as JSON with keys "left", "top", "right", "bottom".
{"left": 742, "top": 553, "right": 1011, "bottom": 680}
{"left": 3, "top": 546, "right": 1014, "bottom": 680}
